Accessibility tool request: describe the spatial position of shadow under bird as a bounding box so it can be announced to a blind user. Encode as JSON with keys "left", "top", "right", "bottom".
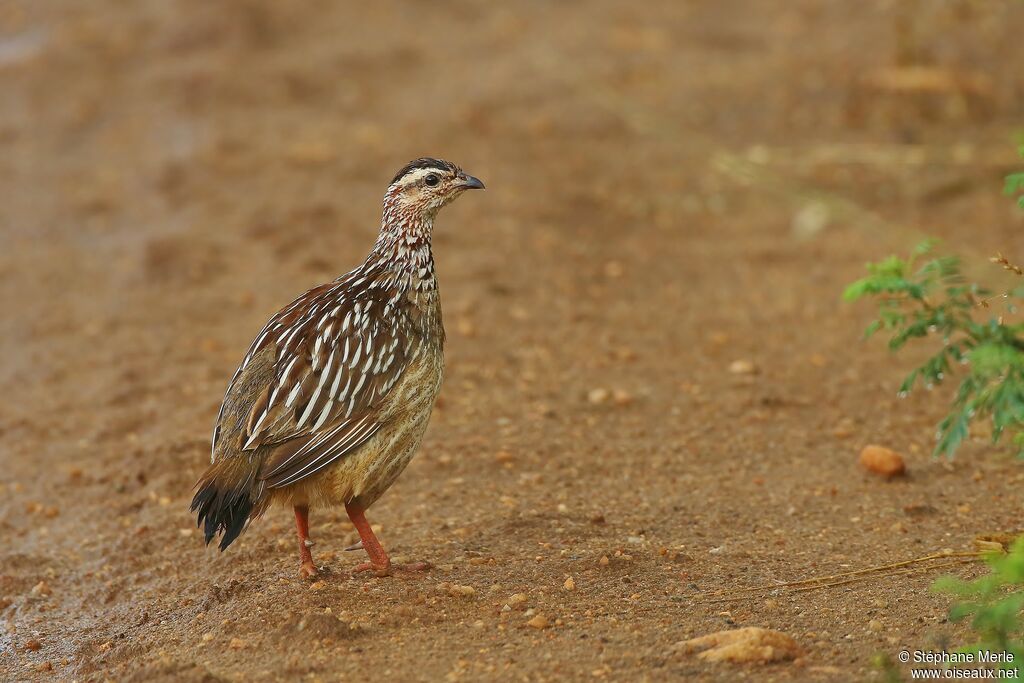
{"left": 191, "top": 158, "right": 484, "bottom": 577}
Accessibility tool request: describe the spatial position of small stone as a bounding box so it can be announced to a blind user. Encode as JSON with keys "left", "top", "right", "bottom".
{"left": 455, "top": 317, "right": 476, "bottom": 337}
{"left": 599, "top": 556, "right": 610, "bottom": 566}
{"left": 868, "top": 619, "right": 883, "bottom": 632}
{"left": 587, "top": 388, "right": 610, "bottom": 404}
{"left": 728, "top": 360, "right": 757, "bottom": 375}
{"left": 35, "top": 662, "right": 53, "bottom": 672}
{"left": 563, "top": 576, "right": 576, "bottom": 591}
{"left": 30, "top": 581, "right": 51, "bottom": 596}
{"left": 309, "top": 580, "right": 326, "bottom": 591}
{"left": 494, "top": 450, "right": 514, "bottom": 464}
{"left": 98, "top": 641, "right": 113, "bottom": 652}
{"left": 508, "top": 593, "right": 527, "bottom": 609}
{"left": 859, "top": 445, "right": 906, "bottom": 478}
{"left": 676, "top": 627, "right": 801, "bottom": 663}
{"left": 527, "top": 614, "right": 549, "bottom": 630}
{"left": 832, "top": 418, "right": 855, "bottom": 439}
{"left": 229, "top": 638, "right": 246, "bottom": 650}
{"left": 201, "top": 632, "right": 214, "bottom": 642}
{"left": 24, "top": 638, "right": 42, "bottom": 651}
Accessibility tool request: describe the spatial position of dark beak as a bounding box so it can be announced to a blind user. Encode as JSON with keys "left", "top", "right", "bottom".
{"left": 460, "top": 174, "right": 485, "bottom": 190}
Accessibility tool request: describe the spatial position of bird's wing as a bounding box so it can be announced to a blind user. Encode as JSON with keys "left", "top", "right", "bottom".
{"left": 213, "top": 279, "right": 415, "bottom": 489}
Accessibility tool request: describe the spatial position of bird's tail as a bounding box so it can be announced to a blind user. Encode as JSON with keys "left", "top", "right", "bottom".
{"left": 190, "top": 458, "right": 264, "bottom": 551}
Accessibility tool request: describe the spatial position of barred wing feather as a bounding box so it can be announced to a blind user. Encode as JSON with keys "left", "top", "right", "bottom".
{"left": 215, "top": 280, "right": 413, "bottom": 489}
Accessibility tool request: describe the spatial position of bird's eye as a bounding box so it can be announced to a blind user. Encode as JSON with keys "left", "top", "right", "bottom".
{"left": 424, "top": 173, "right": 440, "bottom": 187}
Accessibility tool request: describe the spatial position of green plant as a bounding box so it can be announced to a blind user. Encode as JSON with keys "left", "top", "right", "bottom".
{"left": 843, "top": 242, "right": 1024, "bottom": 458}
{"left": 1007, "top": 144, "right": 1024, "bottom": 209}
{"left": 933, "top": 539, "right": 1024, "bottom": 675}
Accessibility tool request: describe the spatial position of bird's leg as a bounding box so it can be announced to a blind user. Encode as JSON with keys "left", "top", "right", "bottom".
{"left": 345, "top": 502, "right": 430, "bottom": 576}
{"left": 293, "top": 505, "right": 318, "bottom": 578}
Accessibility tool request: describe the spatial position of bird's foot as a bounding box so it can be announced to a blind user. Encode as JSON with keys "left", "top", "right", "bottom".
{"left": 352, "top": 560, "right": 432, "bottom": 578}
{"left": 299, "top": 561, "right": 319, "bottom": 579}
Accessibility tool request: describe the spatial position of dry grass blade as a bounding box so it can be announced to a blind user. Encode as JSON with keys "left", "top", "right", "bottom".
{"left": 697, "top": 550, "right": 986, "bottom": 604}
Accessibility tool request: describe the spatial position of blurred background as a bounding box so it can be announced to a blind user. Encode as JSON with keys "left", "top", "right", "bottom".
{"left": 3, "top": 1, "right": 1024, "bottom": 680}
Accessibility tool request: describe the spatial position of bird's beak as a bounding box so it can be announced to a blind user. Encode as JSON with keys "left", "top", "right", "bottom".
{"left": 460, "top": 174, "right": 485, "bottom": 190}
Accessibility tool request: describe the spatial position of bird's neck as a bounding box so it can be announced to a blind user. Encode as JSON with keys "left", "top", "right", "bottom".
{"left": 366, "top": 205, "right": 436, "bottom": 291}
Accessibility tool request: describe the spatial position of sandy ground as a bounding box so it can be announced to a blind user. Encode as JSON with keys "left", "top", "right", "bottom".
{"left": 2, "top": 1, "right": 1024, "bottom": 681}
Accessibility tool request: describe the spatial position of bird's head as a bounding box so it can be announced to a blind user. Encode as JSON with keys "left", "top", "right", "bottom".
{"left": 384, "top": 158, "right": 485, "bottom": 222}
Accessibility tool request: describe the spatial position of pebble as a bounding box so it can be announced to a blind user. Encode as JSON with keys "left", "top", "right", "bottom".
{"left": 587, "top": 388, "right": 610, "bottom": 404}
{"left": 563, "top": 576, "right": 576, "bottom": 591}
{"left": 676, "top": 627, "right": 800, "bottom": 663}
{"left": 35, "top": 662, "right": 53, "bottom": 672}
{"left": 31, "top": 581, "right": 51, "bottom": 596}
{"left": 201, "top": 633, "right": 214, "bottom": 643}
{"left": 728, "top": 359, "right": 757, "bottom": 375}
{"left": 859, "top": 445, "right": 906, "bottom": 478}
{"left": 455, "top": 317, "right": 476, "bottom": 337}
{"left": 229, "top": 638, "right": 246, "bottom": 650}
{"left": 599, "top": 556, "right": 610, "bottom": 566}
{"left": 832, "top": 419, "right": 856, "bottom": 439}
{"left": 526, "top": 615, "right": 549, "bottom": 630}
{"left": 24, "top": 639, "right": 42, "bottom": 651}
{"left": 494, "top": 450, "right": 514, "bottom": 464}
{"left": 508, "top": 593, "right": 527, "bottom": 609}
{"left": 868, "top": 619, "right": 883, "bottom": 632}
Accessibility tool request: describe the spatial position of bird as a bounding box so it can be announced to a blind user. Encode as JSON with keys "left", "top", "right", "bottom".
{"left": 191, "top": 158, "right": 484, "bottom": 577}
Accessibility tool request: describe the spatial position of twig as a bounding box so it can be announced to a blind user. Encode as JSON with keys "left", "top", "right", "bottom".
{"left": 696, "top": 550, "right": 986, "bottom": 604}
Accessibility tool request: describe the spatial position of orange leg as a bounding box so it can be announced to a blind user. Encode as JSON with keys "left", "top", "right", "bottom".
{"left": 345, "top": 502, "right": 430, "bottom": 576}
{"left": 294, "top": 505, "right": 318, "bottom": 578}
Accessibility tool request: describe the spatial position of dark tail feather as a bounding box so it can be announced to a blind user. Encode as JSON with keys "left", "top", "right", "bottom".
{"left": 190, "top": 465, "right": 258, "bottom": 551}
